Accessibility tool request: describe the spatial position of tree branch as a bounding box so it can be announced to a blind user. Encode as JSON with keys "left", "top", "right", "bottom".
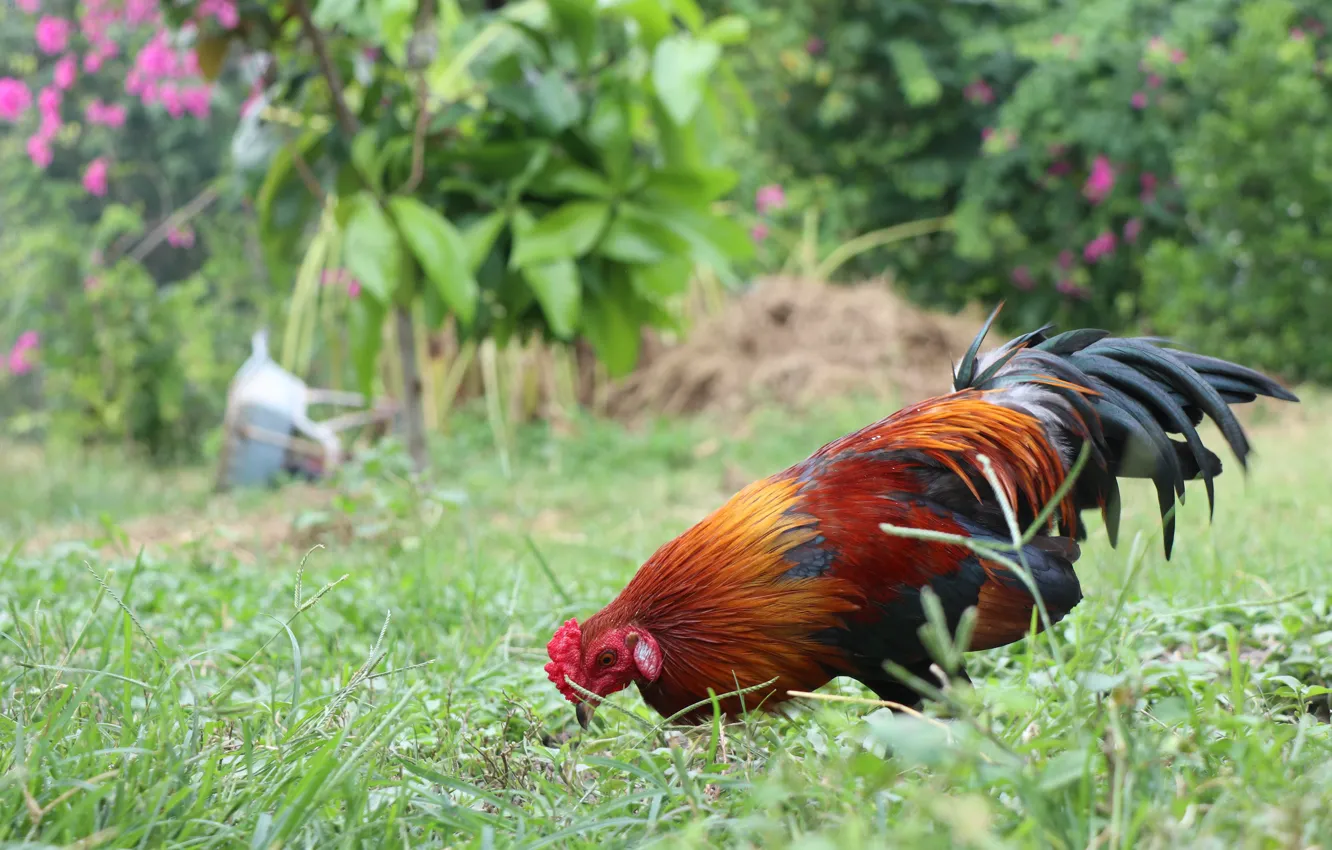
{"left": 289, "top": 0, "right": 359, "bottom": 136}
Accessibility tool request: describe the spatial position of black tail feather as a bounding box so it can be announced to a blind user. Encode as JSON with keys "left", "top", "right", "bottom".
{"left": 955, "top": 305, "right": 1298, "bottom": 559}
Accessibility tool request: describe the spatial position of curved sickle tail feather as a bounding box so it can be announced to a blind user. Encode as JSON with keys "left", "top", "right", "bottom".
{"left": 955, "top": 303, "right": 1299, "bottom": 558}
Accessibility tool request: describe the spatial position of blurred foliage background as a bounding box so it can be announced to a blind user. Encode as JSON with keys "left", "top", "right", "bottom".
{"left": 0, "top": 0, "right": 1328, "bottom": 465}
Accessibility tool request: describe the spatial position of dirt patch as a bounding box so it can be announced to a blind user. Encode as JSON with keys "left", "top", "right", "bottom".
{"left": 607, "top": 276, "right": 985, "bottom": 422}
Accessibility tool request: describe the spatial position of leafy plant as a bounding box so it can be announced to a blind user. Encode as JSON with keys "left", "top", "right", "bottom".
{"left": 228, "top": 0, "right": 755, "bottom": 468}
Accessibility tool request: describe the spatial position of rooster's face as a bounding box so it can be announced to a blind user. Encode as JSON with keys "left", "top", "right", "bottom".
{"left": 545, "top": 619, "right": 664, "bottom": 728}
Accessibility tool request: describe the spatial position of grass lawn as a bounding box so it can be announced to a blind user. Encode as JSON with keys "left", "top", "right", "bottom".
{"left": 2, "top": 391, "right": 1330, "bottom": 849}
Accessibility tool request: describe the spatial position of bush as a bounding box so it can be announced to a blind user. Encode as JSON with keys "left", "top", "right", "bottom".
{"left": 702, "top": 0, "right": 1037, "bottom": 283}
{"left": 1, "top": 205, "right": 281, "bottom": 462}
{"left": 1140, "top": 1, "right": 1332, "bottom": 381}
{"left": 724, "top": 0, "right": 1331, "bottom": 380}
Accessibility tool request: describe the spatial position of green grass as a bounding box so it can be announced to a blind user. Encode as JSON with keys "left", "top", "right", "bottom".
{"left": 2, "top": 394, "right": 1331, "bottom": 848}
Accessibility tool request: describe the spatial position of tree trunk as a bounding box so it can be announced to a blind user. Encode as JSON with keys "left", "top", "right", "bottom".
{"left": 394, "top": 305, "right": 428, "bottom": 472}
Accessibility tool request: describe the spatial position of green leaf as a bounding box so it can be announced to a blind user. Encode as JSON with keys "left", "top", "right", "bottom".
{"left": 522, "top": 259, "right": 581, "bottom": 339}
{"left": 350, "top": 129, "right": 382, "bottom": 192}
{"left": 378, "top": 0, "right": 418, "bottom": 66}
{"left": 549, "top": 0, "right": 598, "bottom": 68}
{"left": 387, "top": 196, "right": 479, "bottom": 325}
{"left": 597, "top": 205, "right": 688, "bottom": 264}
{"left": 532, "top": 72, "right": 583, "bottom": 134}
{"left": 639, "top": 203, "right": 753, "bottom": 281}
{"left": 643, "top": 166, "right": 738, "bottom": 205}
{"left": 510, "top": 200, "right": 611, "bottom": 268}
{"left": 702, "top": 15, "right": 749, "bottom": 46}
{"left": 651, "top": 35, "right": 721, "bottom": 125}
{"left": 631, "top": 257, "right": 692, "bottom": 301}
{"left": 343, "top": 192, "right": 405, "bottom": 303}
{"left": 603, "top": 0, "right": 672, "bottom": 46}
{"left": 886, "top": 40, "right": 942, "bottom": 106}
{"left": 348, "top": 296, "right": 386, "bottom": 396}
{"left": 461, "top": 211, "right": 508, "bottom": 272}
{"left": 582, "top": 284, "right": 641, "bottom": 377}
{"left": 529, "top": 162, "right": 615, "bottom": 199}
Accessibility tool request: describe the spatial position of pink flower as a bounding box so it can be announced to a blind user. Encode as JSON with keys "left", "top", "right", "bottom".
{"left": 347, "top": 280, "right": 362, "bottom": 299}
{"left": 805, "top": 37, "right": 825, "bottom": 56}
{"left": 166, "top": 225, "right": 195, "bottom": 248}
{"left": 1290, "top": 27, "right": 1307, "bottom": 41}
{"left": 34, "top": 16, "right": 72, "bottom": 55}
{"left": 0, "top": 78, "right": 33, "bottom": 122}
{"left": 755, "top": 185, "right": 785, "bottom": 214}
{"left": 26, "top": 135, "right": 52, "bottom": 168}
{"left": 38, "top": 85, "right": 60, "bottom": 116}
{"left": 84, "top": 275, "right": 101, "bottom": 291}
{"left": 180, "top": 86, "right": 211, "bottom": 118}
{"left": 1140, "top": 172, "right": 1158, "bottom": 203}
{"left": 1083, "top": 231, "right": 1117, "bottom": 263}
{"left": 53, "top": 54, "right": 76, "bottom": 90}
{"left": 82, "top": 157, "right": 109, "bottom": 196}
{"left": 160, "top": 82, "right": 183, "bottom": 118}
{"left": 1147, "top": 73, "right": 1163, "bottom": 89}
{"left": 16, "top": 0, "right": 40, "bottom": 13}
{"left": 1131, "top": 91, "right": 1147, "bottom": 109}
{"left": 1010, "top": 266, "right": 1034, "bottom": 290}
{"left": 750, "top": 223, "right": 770, "bottom": 243}
{"left": 1083, "top": 155, "right": 1116, "bottom": 203}
{"left": 1058, "top": 250, "right": 1074, "bottom": 271}
{"left": 86, "top": 99, "right": 127, "bottom": 128}
{"left": 1169, "top": 48, "right": 1185, "bottom": 64}
{"left": 1124, "top": 218, "right": 1143, "bottom": 243}
{"left": 1056, "top": 279, "right": 1089, "bottom": 300}
{"left": 964, "top": 79, "right": 995, "bottom": 105}
{"left": 7, "top": 331, "right": 39, "bottom": 375}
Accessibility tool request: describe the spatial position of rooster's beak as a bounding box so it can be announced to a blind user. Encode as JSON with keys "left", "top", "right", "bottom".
{"left": 575, "top": 700, "right": 596, "bottom": 730}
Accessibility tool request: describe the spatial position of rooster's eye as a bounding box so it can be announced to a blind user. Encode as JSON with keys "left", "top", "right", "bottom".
{"left": 596, "top": 649, "right": 617, "bottom": 668}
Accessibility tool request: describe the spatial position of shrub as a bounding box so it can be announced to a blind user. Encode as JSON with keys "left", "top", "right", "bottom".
{"left": 1140, "top": 1, "right": 1332, "bottom": 381}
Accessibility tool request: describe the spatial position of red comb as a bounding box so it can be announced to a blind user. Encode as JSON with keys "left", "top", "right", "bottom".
{"left": 545, "top": 618, "right": 583, "bottom": 704}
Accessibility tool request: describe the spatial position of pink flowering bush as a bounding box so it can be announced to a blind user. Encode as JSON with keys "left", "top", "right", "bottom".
{"left": 945, "top": 0, "right": 1330, "bottom": 338}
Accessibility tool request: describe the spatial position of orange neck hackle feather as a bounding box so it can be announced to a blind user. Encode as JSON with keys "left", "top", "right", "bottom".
{"left": 579, "top": 475, "right": 862, "bottom": 719}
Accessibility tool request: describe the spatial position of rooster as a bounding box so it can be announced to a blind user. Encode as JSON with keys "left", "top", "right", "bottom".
{"left": 545, "top": 307, "right": 1298, "bottom": 727}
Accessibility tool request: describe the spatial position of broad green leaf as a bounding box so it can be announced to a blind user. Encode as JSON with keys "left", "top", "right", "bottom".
{"left": 702, "top": 15, "right": 749, "bottom": 45}
{"left": 522, "top": 259, "right": 581, "bottom": 339}
{"left": 651, "top": 35, "right": 721, "bottom": 125}
{"left": 378, "top": 0, "right": 419, "bottom": 66}
{"left": 461, "top": 211, "right": 508, "bottom": 272}
{"left": 343, "top": 192, "right": 405, "bottom": 303}
{"left": 549, "top": 0, "right": 598, "bottom": 68}
{"left": 886, "top": 40, "right": 942, "bottom": 106}
{"left": 597, "top": 206, "right": 688, "bottom": 264}
{"left": 635, "top": 204, "right": 752, "bottom": 284}
{"left": 350, "top": 130, "right": 383, "bottom": 193}
{"left": 643, "top": 166, "right": 739, "bottom": 205}
{"left": 510, "top": 200, "right": 611, "bottom": 268}
{"left": 585, "top": 85, "right": 633, "bottom": 184}
{"left": 348, "top": 295, "right": 387, "bottom": 396}
{"left": 532, "top": 72, "right": 583, "bottom": 134}
{"left": 602, "top": 0, "right": 672, "bottom": 46}
{"left": 387, "top": 196, "right": 479, "bottom": 325}
{"left": 631, "top": 256, "right": 692, "bottom": 300}
{"left": 582, "top": 284, "right": 641, "bottom": 377}
{"left": 529, "top": 162, "right": 615, "bottom": 199}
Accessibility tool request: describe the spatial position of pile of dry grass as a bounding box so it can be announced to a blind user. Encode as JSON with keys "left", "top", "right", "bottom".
{"left": 607, "top": 276, "right": 985, "bottom": 421}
